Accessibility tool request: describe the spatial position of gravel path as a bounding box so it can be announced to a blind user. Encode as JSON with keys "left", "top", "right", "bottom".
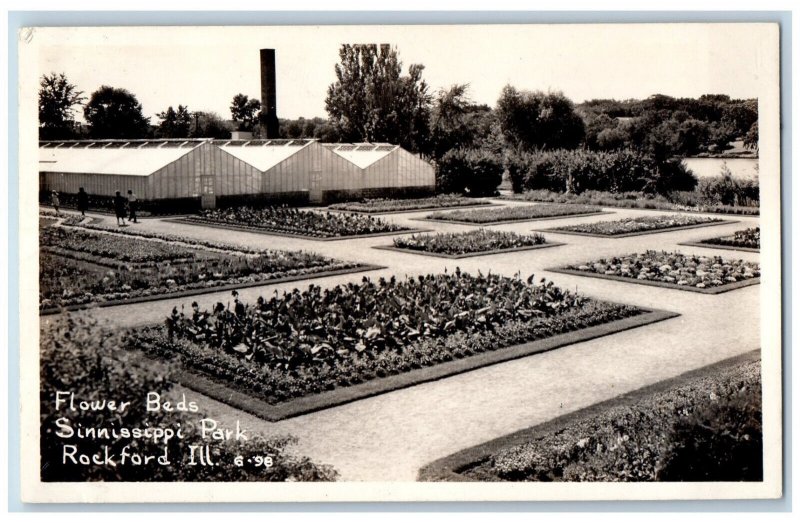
{"left": 47, "top": 202, "right": 761, "bottom": 481}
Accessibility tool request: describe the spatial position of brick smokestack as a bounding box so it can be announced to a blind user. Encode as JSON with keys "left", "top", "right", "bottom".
{"left": 260, "top": 49, "right": 280, "bottom": 138}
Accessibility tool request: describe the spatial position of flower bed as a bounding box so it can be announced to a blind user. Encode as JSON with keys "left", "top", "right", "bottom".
{"left": 502, "top": 190, "right": 760, "bottom": 216}
{"left": 329, "top": 194, "right": 492, "bottom": 213}
{"left": 39, "top": 225, "right": 369, "bottom": 311}
{"left": 390, "top": 229, "right": 548, "bottom": 256}
{"left": 177, "top": 206, "right": 411, "bottom": 238}
{"left": 451, "top": 355, "right": 762, "bottom": 482}
{"left": 132, "top": 272, "right": 647, "bottom": 416}
{"left": 553, "top": 250, "right": 760, "bottom": 293}
{"left": 424, "top": 204, "right": 605, "bottom": 225}
{"left": 545, "top": 214, "right": 727, "bottom": 237}
{"left": 700, "top": 227, "right": 760, "bottom": 250}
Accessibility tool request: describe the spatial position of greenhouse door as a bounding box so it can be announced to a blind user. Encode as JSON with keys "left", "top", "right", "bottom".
{"left": 200, "top": 175, "right": 216, "bottom": 209}
{"left": 309, "top": 172, "right": 323, "bottom": 204}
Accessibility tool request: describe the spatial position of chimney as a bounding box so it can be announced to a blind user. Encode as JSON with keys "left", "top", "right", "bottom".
{"left": 260, "top": 49, "right": 280, "bottom": 138}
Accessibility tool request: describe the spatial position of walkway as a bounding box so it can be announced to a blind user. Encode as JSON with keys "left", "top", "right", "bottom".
{"left": 54, "top": 201, "right": 761, "bottom": 480}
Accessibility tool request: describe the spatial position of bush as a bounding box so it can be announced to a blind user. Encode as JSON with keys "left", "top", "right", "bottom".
{"left": 465, "top": 358, "right": 762, "bottom": 482}
{"left": 40, "top": 315, "right": 338, "bottom": 481}
{"left": 697, "top": 165, "right": 760, "bottom": 207}
{"left": 656, "top": 388, "right": 763, "bottom": 481}
{"left": 505, "top": 148, "right": 698, "bottom": 196}
{"left": 436, "top": 148, "right": 503, "bottom": 196}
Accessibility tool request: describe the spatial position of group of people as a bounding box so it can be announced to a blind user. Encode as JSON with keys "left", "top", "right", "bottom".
{"left": 48, "top": 187, "right": 139, "bottom": 225}
{"left": 114, "top": 189, "right": 139, "bottom": 226}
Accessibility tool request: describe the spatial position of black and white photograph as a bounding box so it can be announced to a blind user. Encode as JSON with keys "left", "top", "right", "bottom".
{"left": 17, "top": 21, "right": 782, "bottom": 503}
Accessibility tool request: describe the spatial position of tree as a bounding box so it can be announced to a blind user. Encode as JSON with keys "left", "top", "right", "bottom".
{"left": 38, "top": 73, "right": 85, "bottom": 140}
{"left": 495, "top": 86, "right": 585, "bottom": 151}
{"left": 325, "top": 44, "right": 432, "bottom": 153}
{"left": 743, "top": 121, "right": 759, "bottom": 152}
{"left": 190, "top": 111, "right": 232, "bottom": 139}
{"left": 428, "top": 84, "right": 478, "bottom": 161}
{"left": 83, "top": 86, "right": 150, "bottom": 139}
{"left": 156, "top": 105, "right": 192, "bottom": 138}
{"left": 230, "top": 94, "right": 261, "bottom": 132}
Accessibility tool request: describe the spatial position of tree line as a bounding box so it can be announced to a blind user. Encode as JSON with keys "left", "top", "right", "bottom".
{"left": 39, "top": 44, "right": 758, "bottom": 197}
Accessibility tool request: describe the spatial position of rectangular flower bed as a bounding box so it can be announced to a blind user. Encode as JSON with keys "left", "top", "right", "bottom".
{"left": 549, "top": 250, "right": 760, "bottom": 294}
{"left": 538, "top": 214, "right": 733, "bottom": 237}
{"left": 419, "top": 351, "right": 762, "bottom": 482}
{"left": 501, "top": 190, "right": 760, "bottom": 216}
{"left": 131, "top": 271, "right": 678, "bottom": 421}
{"left": 421, "top": 204, "right": 609, "bottom": 225}
{"left": 39, "top": 222, "right": 379, "bottom": 312}
{"left": 173, "top": 206, "right": 415, "bottom": 239}
{"left": 375, "top": 229, "right": 562, "bottom": 259}
{"left": 680, "top": 227, "right": 760, "bottom": 253}
{"left": 328, "top": 194, "right": 494, "bottom": 214}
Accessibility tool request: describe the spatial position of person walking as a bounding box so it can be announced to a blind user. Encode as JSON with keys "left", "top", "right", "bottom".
{"left": 113, "top": 191, "right": 127, "bottom": 226}
{"left": 77, "top": 187, "right": 89, "bottom": 217}
{"left": 50, "top": 190, "right": 60, "bottom": 214}
{"left": 127, "top": 189, "right": 139, "bottom": 224}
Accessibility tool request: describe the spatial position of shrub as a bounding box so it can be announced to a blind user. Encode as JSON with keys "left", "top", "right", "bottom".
{"left": 655, "top": 387, "right": 763, "bottom": 481}
{"left": 40, "top": 314, "right": 338, "bottom": 481}
{"left": 464, "top": 358, "right": 762, "bottom": 482}
{"left": 697, "top": 166, "right": 760, "bottom": 207}
{"left": 437, "top": 148, "right": 504, "bottom": 196}
{"left": 505, "top": 148, "right": 698, "bottom": 196}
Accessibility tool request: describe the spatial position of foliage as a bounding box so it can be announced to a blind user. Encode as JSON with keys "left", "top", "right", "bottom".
{"left": 190, "top": 111, "right": 233, "bottom": 139}
{"left": 696, "top": 165, "right": 760, "bottom": 207}
{"left": 230, "top": 94, "right": 262, "bottom": 133}
{"left": 325, "top": 44, "right": 432, "bottom": 154}
{"left": 495, "top": 86, "right": 585, "bottom": 151}
{"left": 656, "top": 381, "right": 763, "bottom": 481}
{"left": 465, "top": 358, "right": 761, "bottom": 482}
{"left": 565, "top": 250, "right": 760, "bottom": 289}
{"left": 40, "top": 314, "right": 338, "bottom": 481}
{"left": 743, "top": 121, "right": 759, "bottom": 151}
{"left": 505, "top": 148, "right": 697, "bottom": 196}
{"left": 436, "top": 148, "right": 504, "bottom": 196}
{"left": 83, "top": 86, "right": 150, "bottom": 139}
{"left": 39, "top": 223, "right": 356, "bottom": 309}
{"left": 279, "top": 116, "right": 331, "bottom": 139}
{"left": 502, "top": 189, "right": 760, "bottom": 216}
{"left": 328, "top": 194, "right": 490, "bottom": 213}
{"left": 578, "top": 94, "right": 758, "bottom": 157}
{"left": 702, "top": 227, "right": 760, "bottom": 250}
{"left": 156, "top": 105, "right": 193, "bottom": 139}
{"left": 39, "top": 73, "right": 86, "bottom": 140}
{"left": 394, "top": 229, "right": 546, "bottom": 255}
{"left": 135, "top": 273, "right": 641, "bottom": 405}
{"left": 428, "top": 85, "right": 495, "bottom": 161}
{"left": 428, "top": 203, "right": 600, "bottom": 224}
{"left": 553, "top": 214, "right": 723, "bottom": 236}
{"left": 186, "top": 206, "right": 409, "bottom": 238}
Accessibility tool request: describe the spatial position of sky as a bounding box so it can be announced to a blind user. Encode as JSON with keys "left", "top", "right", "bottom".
{"left": 34, "top": 24, "right": 769, "bottom": 122}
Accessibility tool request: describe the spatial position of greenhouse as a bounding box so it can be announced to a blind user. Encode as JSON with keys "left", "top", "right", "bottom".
{"left": 39, "top": 138, "right": 435, "bottom": 209}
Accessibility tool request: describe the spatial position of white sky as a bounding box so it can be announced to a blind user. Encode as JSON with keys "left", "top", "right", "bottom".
{"left": 35, "top": 24, "right": 767, "bottom": 121}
